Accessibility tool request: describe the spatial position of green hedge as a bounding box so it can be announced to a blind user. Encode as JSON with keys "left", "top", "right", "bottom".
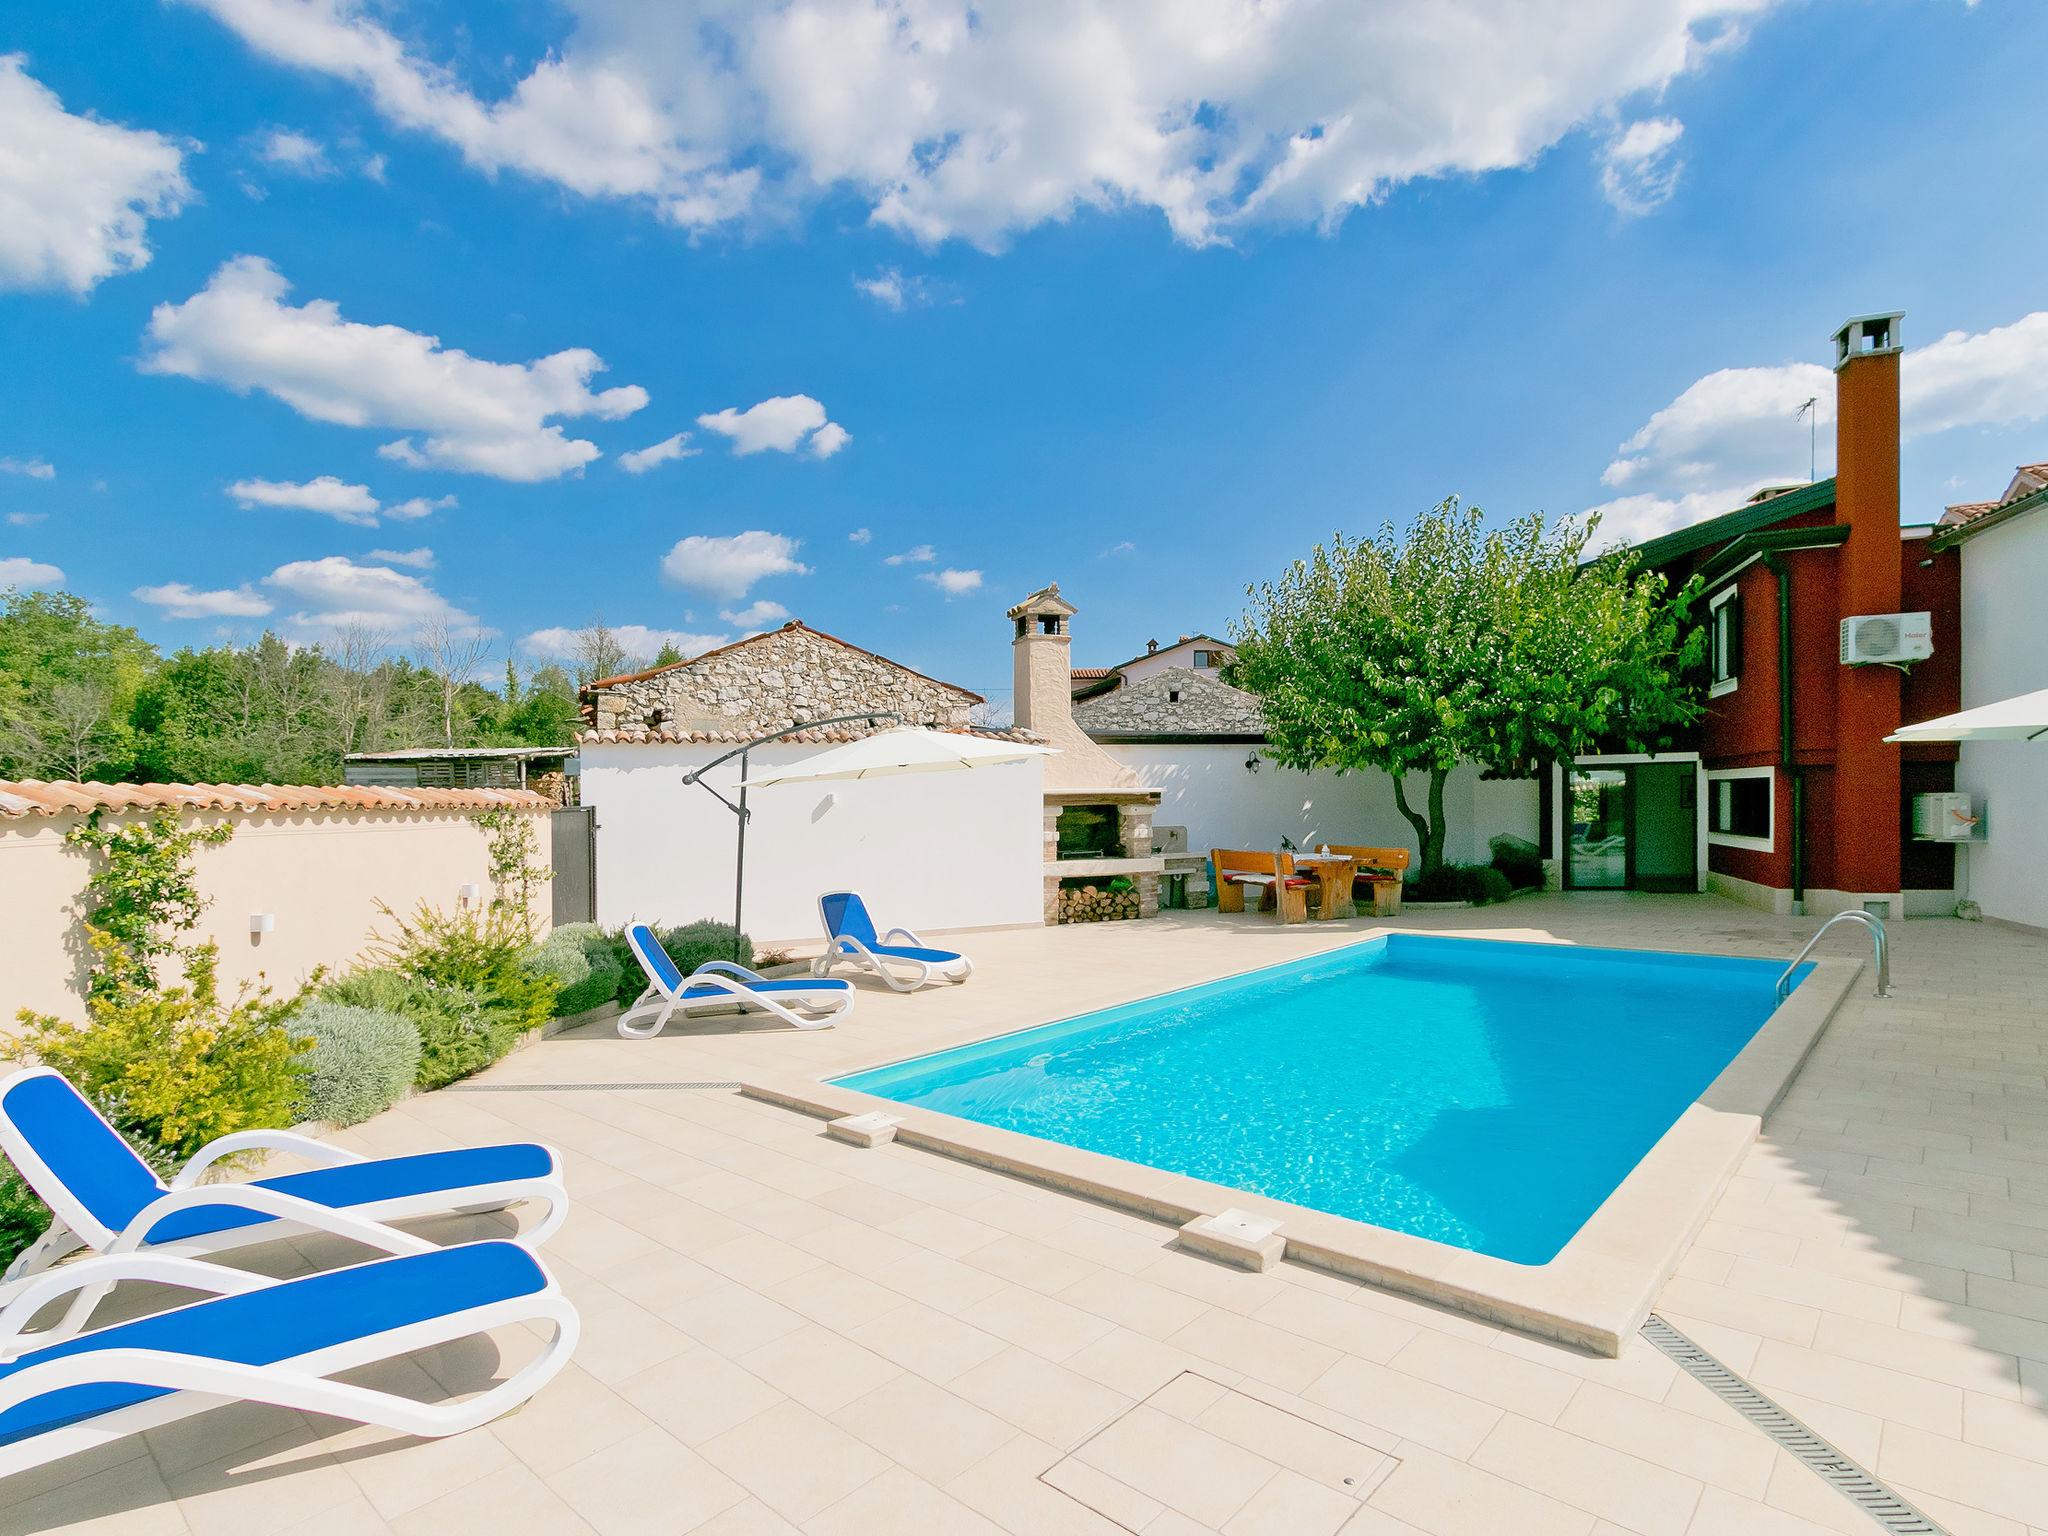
{"left": 1403, "top": 863, "right": 1514, "bottom": 905}
{"left": 526, "top": 924, "right": 623, "bottom": 1015}
{"left": 296, "top": 1001, "right": 421, "bottom": 1126}
{"left": 598, "top": 921, "right": 752, "bottom": 1006}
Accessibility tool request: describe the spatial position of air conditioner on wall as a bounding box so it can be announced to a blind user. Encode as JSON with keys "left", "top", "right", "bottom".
{"left": 1911, "top": 792, "right": 1984, "bottom": 842}
{"left": 1840, "top": 612, "right": 1933, "bottom": 665}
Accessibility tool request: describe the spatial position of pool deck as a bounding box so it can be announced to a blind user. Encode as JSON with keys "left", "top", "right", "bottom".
{"left": 9, "top": 894, "right": 2048, "bottom": 1536}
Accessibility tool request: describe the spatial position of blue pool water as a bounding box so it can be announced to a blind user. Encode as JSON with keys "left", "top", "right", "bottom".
{"left": 836, "top": 935, "right": 1806, "bottom": 1265}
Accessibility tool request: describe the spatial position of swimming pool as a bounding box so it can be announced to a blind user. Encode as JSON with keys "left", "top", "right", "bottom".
{"left": 835, "top": 934, "right": 1809, "bottom": 1266}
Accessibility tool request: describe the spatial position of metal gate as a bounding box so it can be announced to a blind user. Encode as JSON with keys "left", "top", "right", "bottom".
{"left": 549, "top": 806, "right": 596, "bottom": 926}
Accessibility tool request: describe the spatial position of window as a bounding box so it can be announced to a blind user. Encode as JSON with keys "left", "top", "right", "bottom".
{"left": 1707, "top": 769, "right": 1773, "bottom": 849}
{"left": 1192, "top": 649, "right": 1218, "bottom": 668}
{"left": 1709, "top": 590, "right": 1743, "bottom": 695}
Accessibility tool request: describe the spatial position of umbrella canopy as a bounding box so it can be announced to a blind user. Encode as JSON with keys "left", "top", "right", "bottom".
{"left": 739, "top": 726, "right": 1055, "bottom": 787}
{"left": 1886, "top": 688, "right": 2048, "bottom": 743}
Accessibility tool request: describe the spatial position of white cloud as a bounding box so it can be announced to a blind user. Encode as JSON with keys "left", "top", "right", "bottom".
{"left": 920, "top": 567, "right": 983, "bottom": 596}
{"left": 383, "top": 494, "right": 454, "bottom": 521}
{"left": 0, "top": 55, "right": 191, "bottom": 295}
{"left": 521, "top": 624, "right": 729, "bottom": 661}
{"left": 143, "top": 256, "right": 648, "bottom": 481}
{"left": 132, "top": 580, "right": 273, "bottom": 619}
{"left": 661, "top": 530, "right": 810, "bottom": 599}
{"left": 6, "top": 512, "right": 48, "bottom": 527}
{"left": 854, "top": 267, "right": 950, "bottom": 311}
{"left": 718, "top": 599, "right": 789, "bottom": 629}
{"left": 0, "top": 556, "right": 64, "bottom": 587}
{"left": 186, "top": 0, "right": 1776, "bottom": 248}
{"left": 264, "top": 553, "right": 479, "bottom": 636}
{"left": 695, "top": 394, "right": 848, "bottom": 458}
{"left": 847, "top": 526, "right": 872, "bottom": 545}
{"left": 257, "top": 127, "right": 330, "bottom": 174}
{"left": 1599, "top": 117, "right": 1685, "bottom": 215}
{"left": 884, "top": 544, "right": 935, "bottom": 566}
{"left": 0, "top": 456, "right": 55, "bottom": 479}
{"left": 366, "top": 546, "right": 434, "bottom": 568}
{"left": 618, "top": 431, "right": 700, "bottom": 474}
{"left": 228, "top": 474, "right": 383, "bottom": 525}
{"left": 1100, "top": 540, "right": 1137, "bottom": 557}
{"left": 1588, "top": 309, "right": 2048, "bottom": 547}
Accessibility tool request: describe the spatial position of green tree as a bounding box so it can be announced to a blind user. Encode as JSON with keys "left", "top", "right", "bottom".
{"left": 1231, "top": 499, "right": 1704, "bottom": 875}
{"left": 0, "top": 591, "right": 157, "bottom": 780}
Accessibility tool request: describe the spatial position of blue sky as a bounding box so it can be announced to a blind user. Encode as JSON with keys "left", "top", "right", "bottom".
{"left": 2, "top": 1, "right": 2044, "bottom": 712}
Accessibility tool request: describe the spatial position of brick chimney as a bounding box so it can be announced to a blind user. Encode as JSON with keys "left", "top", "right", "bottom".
{"left": 1829, "top": 312, "right": 1905, "bottom": 901}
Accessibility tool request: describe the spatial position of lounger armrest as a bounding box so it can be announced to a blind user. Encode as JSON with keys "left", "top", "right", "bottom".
{"left": 880, "top": 926, "right": 924, "bottom": 946}
{"left": 174, "top": 1130, "right": 366, "bottom": 1189}
{"left": 691, "top": 960, "right": 767, "bottom": 984}
{"left": 0, "top": 1254, "right": 272, "bottom": 1357}
{"left": 114, "top": 1185, "right": 439, "bottom": 1258}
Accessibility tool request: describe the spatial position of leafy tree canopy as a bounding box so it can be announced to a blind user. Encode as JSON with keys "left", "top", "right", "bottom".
{"left": 1231, "top": 499, "right": 1704, "bottom": 874}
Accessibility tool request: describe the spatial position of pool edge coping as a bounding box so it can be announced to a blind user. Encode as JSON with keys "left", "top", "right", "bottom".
{"left": 737, "top": 944, "right": 1865, "bottom": 1358}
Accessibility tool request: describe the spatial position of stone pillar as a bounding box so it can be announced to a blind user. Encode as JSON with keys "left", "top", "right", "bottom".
{"left": 1136, "top": 872, "right": 1161, "bottom": 918}
{"left": 1116, "top": 803, "right": 1153, "bottom": 860}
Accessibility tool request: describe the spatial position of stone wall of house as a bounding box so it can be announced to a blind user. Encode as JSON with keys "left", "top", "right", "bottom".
{"left": 587, "top": 623, "right": 977, "bottom": 734}
{"left": 1071, "top": 666, "right": 1265, "bottom": 738}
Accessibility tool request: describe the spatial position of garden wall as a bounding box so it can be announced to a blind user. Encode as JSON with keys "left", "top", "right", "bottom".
{"left": 0, "top": 782, "right": 551, "bottom": 1034}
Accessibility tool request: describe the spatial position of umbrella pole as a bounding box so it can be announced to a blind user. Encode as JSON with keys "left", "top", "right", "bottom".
{"left": 733, "top": 750, "right": 749, "bottom": 962}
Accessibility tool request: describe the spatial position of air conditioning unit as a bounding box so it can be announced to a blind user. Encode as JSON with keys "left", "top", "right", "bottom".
{"left": 1840, "top": 612, "right": 1933, "bottom": 665}
{"left": 1911, "top": 792, "right": 1983, "bottom": 842}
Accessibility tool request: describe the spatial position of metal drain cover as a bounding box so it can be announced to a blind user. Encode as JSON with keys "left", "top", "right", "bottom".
{"left": 1641, "top": 1314, "right": 1944, "bottom": 1534}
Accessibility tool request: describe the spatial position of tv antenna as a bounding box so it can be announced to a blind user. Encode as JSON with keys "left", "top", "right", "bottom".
{"left": 1795, "top": 397, "right": 1818, "bottom": 482}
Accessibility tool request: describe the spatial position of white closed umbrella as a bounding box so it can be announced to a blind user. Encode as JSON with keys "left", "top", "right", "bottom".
{"left": 1886, "top": 689, "right": 2048, "bottom": 743}
{"left": 740, "top": 726, "right": 1054, "bottom": 787}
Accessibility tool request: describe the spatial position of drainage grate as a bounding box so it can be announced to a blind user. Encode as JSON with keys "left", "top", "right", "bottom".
{"left": 445, "top": 1081, "right": 742, "bottom": 1092}
{"left": 1641, "top": 1314, "right": 1944, "bottom": 1534}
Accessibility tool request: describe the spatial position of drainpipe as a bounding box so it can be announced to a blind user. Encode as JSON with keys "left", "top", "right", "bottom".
{"left": 1761, "top": 552, "right": 1805, "bottom": 914}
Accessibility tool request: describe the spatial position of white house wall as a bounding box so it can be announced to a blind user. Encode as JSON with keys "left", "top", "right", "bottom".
{"left": 1955, "top": 512, "right": 2048, "bottom": 932}
{"left": 1099, "top": 744, "right": 1537, "bottom": 864}
{"left": 582, "top": 743, "right": 1045, "bottom": 942}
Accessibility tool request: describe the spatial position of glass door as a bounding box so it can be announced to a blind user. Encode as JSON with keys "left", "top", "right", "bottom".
{"left": 1567, "top": 768, "right": 1629, "bottom": 889}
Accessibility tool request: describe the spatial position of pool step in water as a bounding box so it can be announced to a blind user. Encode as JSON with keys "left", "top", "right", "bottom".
{"left": 1178, "top": 1209, "right": 1286, "bottom": 1271}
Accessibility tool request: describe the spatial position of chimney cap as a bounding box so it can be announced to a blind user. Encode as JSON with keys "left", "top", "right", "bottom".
{"left": 1006, "top": 583, "right": 1077, "bottom": 622}
{"left": 1833, "top": 312, "right": 1904, "bottom": 370}
{"left": 1146, "top": 639, "right": 1159, "bottom": 654}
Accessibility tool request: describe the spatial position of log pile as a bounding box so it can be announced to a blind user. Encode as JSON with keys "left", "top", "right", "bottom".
{"left": 1058, "top": 882, "right": 1141, "bottom": 923}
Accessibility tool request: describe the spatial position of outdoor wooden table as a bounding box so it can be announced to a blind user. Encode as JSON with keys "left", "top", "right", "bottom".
{"left": 1293, "top": 853, "right": 1358, "bottom": 920}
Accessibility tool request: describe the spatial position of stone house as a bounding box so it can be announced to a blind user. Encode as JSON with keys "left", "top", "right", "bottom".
{"left": 582, "top": 620, "right": 980, "bottom": 737}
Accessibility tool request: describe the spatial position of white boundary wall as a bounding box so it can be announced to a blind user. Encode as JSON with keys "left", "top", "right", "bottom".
{"left": 1955, "top": 511, "right": 2048, "bottom": 932}
{"left": 1098, "top": 744, "right": 1540, "bottom": 865}
{"left": 582, "top": 742, "right": 1046, "bottom": 943}
{"left": 0, "top": 808, "right": 531, "bottom": 1031}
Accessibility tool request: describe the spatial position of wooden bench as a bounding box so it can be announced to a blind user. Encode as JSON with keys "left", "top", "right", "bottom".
{"left": 1322, "top": 845, "right": 1411, "bottom": 917}
{"left": 1210, "top": 849, "right": 1313, "bottom": 924}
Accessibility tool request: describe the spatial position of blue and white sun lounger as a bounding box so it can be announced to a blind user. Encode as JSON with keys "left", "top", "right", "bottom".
{"left": 617, "top": 923, "right": 853, "bottom": 1038}
{"left": 814, "top": 890, "right": 973, "bottom": 992}
{"left": 0, "top": 1068, "right": 567, "bottom": 1289}
{"left": 0, "top": 1240, "right": 578, "bottom": 1479}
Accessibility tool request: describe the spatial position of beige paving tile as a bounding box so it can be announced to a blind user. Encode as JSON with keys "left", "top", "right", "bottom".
{"left": 390, "top": 1462, "right": 597, "bottom": 1536}
{"left": 611, "top": 1344, "right": 787, "bottom": 1446}
{"left": 546, "top": 1426, "right": 749, "bottom": 1534}
{"left": 1168, "top": 1305, "right": 1344, "bottom": 1394}
{"left": 1557, "top": 1381, "right": 1775, "bottom": 1498}
{"left": 1057, "top": 1266, "right": 1214, "bottom": 1341}
{"left": 0, "top": 1449, "right": 188, "bottom": 1536}
{"left": 1386, "top": 1328, "right": 1580, "bottom": 1424}
{"left": 1747, "top": 1337, "right": 1964, "bottom": 1436}
{"left": 697, "top": 1401, "right": 891, "bottom": 1525}
{"left": 1304, "top": 1355, "right": 1504, "bottom": 1460}
{"left": 1878, "top": 1422, "right": 2048, "bottom": 1527}
{"left": 1068, "top": 1403, "right": 1277, "bottom": 1528}
{"left": 806, "top": 1465, "right": 1005, "bottom": 1535}
{"left": 1192, "top": 1384, "right": 1391, "bottom": 1495}
{"left": 949, "top": 1346, "right": 1134, "bottom": 1451}
{"left": 961, "top": 1281, "right": 1120, "bottom": 1362}
{"left": 825, "top": 1373, "right": 1019, "bottom": 1485}
{"left": 734, "top": 1322, "right": 902, "bottom": 1414}
{"left": 1470, "top": 1413, "right": 1704, "bottom": 1536}
{"left": 486, "top": 1365, "right": 655, "bottom": 1479}
{"left": 1365, "top": 1445, "right": 1595, "bottom": 1536}
{"left": 846, "top": 1298, "right": 1010, "bottom": 1382}
{"left": 1224, "top": 1467, "right": 1361, "bottom": 1536}
{"left": 1686, "top": 1486, "right": 1859, "bottom": 1536}
{"left": 688, "top": 1498, "right": 803, "bottom": 1535}
{"left": 164, "top": 1430, "right": 361, "bottom": 1536}
{"left": 943, "top": 1433, "right": 1130, "bottom": 1535}
{"left": 336, "top": 1422, "right": 521, "bottom": 1522}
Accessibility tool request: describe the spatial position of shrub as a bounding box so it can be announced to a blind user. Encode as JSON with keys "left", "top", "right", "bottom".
{"left": 523, "top": 928, "right": 618, "bottom": 1016}
{"left": 0, "top": 1167, "right": 51, "bottom": 1264}
{"left": 295, "top": 1001, "right": 420, "bottom": 1126}
{"left": 1402, "top": 862, "right": 1514, "bottom": 907}
{"left": 10, "top": 940, "right": 312, "bottom": 1167}
{"left": 1489, "top": 833, "right": 1545, "bottom": 891}
{"left": 321, "top": 967, "right": 524, "bottom": 1092}
{"left": 368, "top": 901, "right": 558, "bottom": 1036}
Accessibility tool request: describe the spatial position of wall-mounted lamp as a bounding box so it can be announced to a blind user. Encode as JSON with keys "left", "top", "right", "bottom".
{"left": 1244, "top": 753, "right": 1262, "bottom": 773}
{"left": 249, "top": 913, "right": 276, "bottom": 936}
{"left": 457, "top": 883, "right": 482, "bottom": 905}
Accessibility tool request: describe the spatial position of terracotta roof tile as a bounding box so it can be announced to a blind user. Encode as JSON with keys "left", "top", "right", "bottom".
{"left": 576, "top": 724, "right": 1041, "bottom": 747}
{"left": 0, "top": 780, "right": 550, "bottom": 821}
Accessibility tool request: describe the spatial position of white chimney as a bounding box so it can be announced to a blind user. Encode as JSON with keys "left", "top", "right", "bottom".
{"left": 1006, "top": 584, "right": 1141, "bottom": 791}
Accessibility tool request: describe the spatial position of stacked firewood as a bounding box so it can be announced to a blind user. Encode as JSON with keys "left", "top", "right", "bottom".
{"left": 1058, "top": 883, "right": 1142, "bottom": 923}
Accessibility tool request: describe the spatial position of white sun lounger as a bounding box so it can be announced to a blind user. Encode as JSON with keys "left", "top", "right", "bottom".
{"left": 617, "top": 923, "right": 853, "bottom": 1038}
{"left": 814, "top": 890, "right": 973, "bottom": 992}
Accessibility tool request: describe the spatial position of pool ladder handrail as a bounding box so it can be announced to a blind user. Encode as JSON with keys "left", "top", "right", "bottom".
{"left": 1778, "top": 909, "right": 1889, "bottom": 1002}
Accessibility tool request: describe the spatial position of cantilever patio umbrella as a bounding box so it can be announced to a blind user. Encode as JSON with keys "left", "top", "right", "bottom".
{"left": 1886, "top": 688, "right": 2048, "bottom": 743}
{"left": 681, "top": 719, "right": 1055, "bottom": 956}
{"left": 740, "top": 725, "right": 1055, "bottom": 786}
